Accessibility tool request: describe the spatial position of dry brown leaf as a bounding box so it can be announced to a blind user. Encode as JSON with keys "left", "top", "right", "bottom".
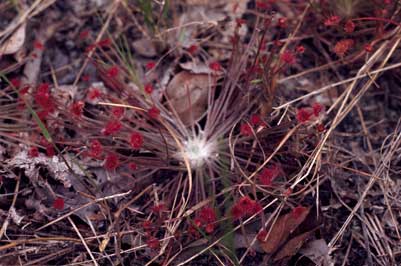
{"left": 0, "top": 23, "right": 26, "bottom": 56}
{"left": 299, "top": 239, "right": 332, "bottom": 266}
{"left": 273, "top": 230, "right": 314, "bottom": 261}
{"left": 259, "top": 207, "right": 311, "bottom": 253}
{"left": 166, "top": 71, "right": 213, "bottom": 126}
{"left": 132, "top": 38, "right": 158, "bottom": 57}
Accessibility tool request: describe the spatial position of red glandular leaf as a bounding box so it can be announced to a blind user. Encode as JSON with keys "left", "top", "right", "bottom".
{"left": 209, "top": 61, "right": 222, "bottom": 72}
{"left": 231, "top": 196, "right": 262, "bottom": 220}
{"left": 296, "top": 108, "right": 312, "bottom": 123}
{"left": 148, "top": 106, "right": 160, "bottom": 119}
{"left": 102, "top": 121, "right": 122, "bottom": 136}
{"left": 29, "top": 146, "right": 39, "bottom": 157}
{"left": 144, "top": 83, "right": 153, "bottom": 94}
{"left": 89, "top": 140, "right": 103, "bottom": 158}
{"left": 71, "top": 101, "right": 85, "bottom": 117}
{"left": 111, "top": 106, "right": 124, "bottom": 119}
{"left": 259, "top": 164, "right": 280, "bottom": 186}
{"left": 240, "top": 123, "right": 253, "bottom": 136}
{"left": 130, "top": 132, "right": 143, "bottom": 149}
{"left": 146, "top": 61, "right": 156, "bottom": 70}
{"left": 104, "top": 153, "right": 119, "bottom": 170}
{"left": 53, "top": 197, "right": 64, "bottom": 210}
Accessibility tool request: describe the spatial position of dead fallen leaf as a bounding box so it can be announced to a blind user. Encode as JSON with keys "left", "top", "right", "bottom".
{"left": 234, "top": 233, "right": 264, "bottom": 252}
{"left": 6, "top": 150, "right": 85, "bottom": 188}
{"left": 179, "top": 61, "right": 214, "bottom": 74}
{"left": 259, "top": 207, "right": 310, "bottom": 253}
{"left": 273, "top": 230, "right": 314, "bottom": 261}
{"left": 166, "top": 71, "right": 213, "bottom": 126}
{"left": 132, "top": 38, "right": 158, "bottom": 57}
{"left": 0, "top": 23, "right": 26, "bottom": 56}
{"left": 299, "top": 239, "right": 332, "bottom": 266}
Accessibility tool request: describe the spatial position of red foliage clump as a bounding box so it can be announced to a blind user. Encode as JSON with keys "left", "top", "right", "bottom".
{"left": 88, "top": 87, "right": 102, "bottom": 100}
{"left": 34, "top": 40, "right": 44, "bottom": 50}
{"left": 111, "top": 106, "right": 124, "bottom": 119}
{"left": 28, "top": 146, "right": 39, "bottom": 158}
{"left": 324, "top": 15, "right": 341, "bottom": 26}
{"left": 333, "top": 39, "right": 354, "bottom": 57}
{"left": 364, "top": 43, "right": 373, "bottom": 53}
{"left": 259, "top": 164, "right": 280, "bottom": 186}
{"left": 98, "top": 38, "right": 111, "bottom": 48}
{"left": 194, "top": 207, "right": 217, "bottom": 234}
{"left": 79, "top": 30, "right": 89, "bottom": 40}
{"left": 231, "top": 196, "right": 262, "bottom": 220}
{"left": 148, "top": 106, "right": 160, "bottom": 119}
{"left": 344, "top": 20, "right": 355, "bottom": 33}
{"left": 312, "top": 102, "right": 324, "bottom": 116}
{"left": 151, "top": 203, "right": 166, "bottom": 214}
{"left": 70, "top": 101, "right": 85, "bottom": 117}
{"left": 209, "top": 61, "right": 222, "bottom": 72}
{"left": 240, "top": 123, "right": 253, "bottom": 136}
{"left": 280, "top": 50, "right": 296, "bottom": 65}
{"left": 296, "top": 45, "right": 305, "bottom": 54}
{"left": 34, "top": 83, "right": 55, "bottom": 113}
{"left": 144, "top": 83, "right": 153, "bottom": 94}
{"left": 10, "top": 78, "right": 20, "bottom": 88}
{"left": 187, "top": 44, "right": 198, "bottom": 55}
{"left": 146, "top": 61, "right": 156, "bottom": 70}
{"left": 146, "top": 236, "right": 160, "bottom": 249}
{"left": 296, "top": 108, "right": 312, "bottom": 123}
{"left": 250, "top": 114, "right": 261, "bottom": 126}
{"left": 107, "top": 65, "right": 119, "bottom": 78}
{"left": 128, "top": 162, "right": 137, "bottom": 170}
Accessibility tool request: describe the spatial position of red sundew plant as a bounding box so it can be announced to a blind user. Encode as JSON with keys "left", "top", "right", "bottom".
{"left": 259, "top": 164, "right": 281, "bottom": 186}
{"left": 333, "top": 39, "right": 354, "bottom": 57}
{"left": 145, "top": 61, "right": 156, "bottom": 70}
{"left": 240, "top": 123, "right": 253, "bottom": 136}
{"left": 231, "top": 196, "right": 262, "bottom": 220}
{"left": 193, "top": 207, "right": 217, "bottom": 234}
{"left": 324, "top": 15, "right": 341, "bottom": 27}
{"left": 280, "top": 50, "right": 296, "bottom": 65}
{"left": 111, "top": 106, "right": 124, "bottom": 119}
{"left": 70, "top": 101, "right": 85, "bottom": 117}
{"left": 296, "top": 108, "right": 313, "bottom": 123}
{"left": 104, "top": 153, "right": 119, "bottom": 170}
{"left": 209, "top": 61, "right": 222, "bottom": 72}
{"left": 187, "top": 44, "right": 198, "bottom": 54}
{"left": 88, "top": 139, "right": 103, "bottom": 159}
{"left": 144, "top": 83, "right": 153, "bottom": 94}
{"left": 53, "top": 197, "right": 65, "bottom": 210}
{"left": 312, "top": 103, "right": 324, "bottom": 116}
{"left": 2, "top": 6, "right": 336, "bottom": 263}
{"left": 344, "top": 20, "right": 356, "bottom": 33}
{"left": 146, "top": 236, "right": 160, "bottom": 249}
{"left": 128, "top": 162, "right": 137, "bottom": 170}
{"left": 250, "top": 114, "right": 262, "bottom": 126}
{"left": 28, "top": 146, "right": 39, "bottom": 158}
{"left": 33, "top": 40, "right": 44, "bottom": 50}
{"left": 106, "top": 65, "right": 119, "bottom": 78}
{"left": 147, "top": 106, "right": 160, "bottom": 119}
{"left": 87, "top": 87, "right": 102, "bottom": 102}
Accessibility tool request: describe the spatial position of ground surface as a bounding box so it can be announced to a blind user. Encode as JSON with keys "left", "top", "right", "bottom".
{"left": 1, "top": 1, "right": 401, "bottom": 266}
